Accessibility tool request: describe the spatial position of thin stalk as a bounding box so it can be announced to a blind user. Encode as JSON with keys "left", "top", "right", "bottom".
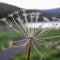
{"left": 39, "top": 35, "right": 60, "bottom": 40}
{"left": 27, "top": 40, "right": 32, "bottom": 60}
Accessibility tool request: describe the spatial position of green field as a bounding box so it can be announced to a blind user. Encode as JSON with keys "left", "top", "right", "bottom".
{"left": 11, "top": 49, "right": 60, "bottom": 60}
{"left": 0, "top": 31, "right": 23, "bottom": 51}
{"left": 0, "top": 29, "right": 60, "bottom": 60}
{"left": 11, "top": 29, "right": 60, "bottom": 60}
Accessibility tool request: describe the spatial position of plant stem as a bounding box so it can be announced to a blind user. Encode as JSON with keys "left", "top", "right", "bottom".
{"left": 27, "top": 40, "right": 32, "bottom": 60}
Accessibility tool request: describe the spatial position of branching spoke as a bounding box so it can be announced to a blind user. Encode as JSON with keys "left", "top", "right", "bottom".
{"left": 12, "top": 40, "right": 30, "bottom": 48}
{"left": 13, "top": 39, "right": 29, "bottom": 43}
{"left": 12, "top": 28, "right": 20, "bottom": 33}
{"left": 35, "top": 23, "right": 51, "bottom": 37}
{"left": 11, "top": 16, "right": 27, "bottom": 36}
{"left": 40, "top": 35, "right": 60, "bottom": 40}
{"left": 33, "top": 40, "right": 47, "bottom": 46}
{"left": 34, "top": 23, "right": 44, "bottom": 36}
{"left": 1, "top": 40, "right": 30, "bottom": 51}
{"left": 33, "top": 40, "right": 50, "bottom": 49}
{"left": 34, "top": 27, "right": 41, "bottom": 36}
{"left": 29, "top": 13, "right": 34, "bottom": 35}
{"left": 34, "top": 38, "right": 48, "bottom": 43}
{"left": 23, "top": 13, "right": 30, "bottom": 35}
{"left": 32, "top": 41, "right": 43, "bottom": 57}
{"left": 34, "top": 12, "right": 41, "bottom": 33}
{"left": 33, "top": 24, "right": 36, "bottom": 35}
{"left": 12, "top": 16, "right": 21, "bottom": 30}
{"left": 37, "top": 23, "right": 57, "bottom": 38}
{"left": 32, "top": 22, "right": 35, "bottom": 35}
{"left": 17, "top": 14, "right": 29, "bottom": 35}
{"left": 5, "top": 21, "right": 20, "bottom": 34}
{"left": 34, "top": 23, "right": 43, "bottom": 36}
{"left": 31, "top": 18, "right": 33, "bottom": 35}
{"left": 38, "top": 28, "right": 53, "bottom": 38}
{"left": 35, "top": 22, "right": 57, "bottom": 37}
{"left": 35, "top": 28, "right": 46, "bottom": 37}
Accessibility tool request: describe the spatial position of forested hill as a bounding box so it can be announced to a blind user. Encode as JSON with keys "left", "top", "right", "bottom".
{"left": 0, "top": 3, "right": 60, "bottom": 20}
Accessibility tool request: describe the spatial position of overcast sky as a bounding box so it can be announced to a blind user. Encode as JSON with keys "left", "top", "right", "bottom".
{"left": 0, "top": 0, "right": 60, "bottom": 10}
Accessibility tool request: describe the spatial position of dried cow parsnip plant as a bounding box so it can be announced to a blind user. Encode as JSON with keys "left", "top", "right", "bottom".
{"left": 0, "top": 9, "right": 60, "bottom": 60}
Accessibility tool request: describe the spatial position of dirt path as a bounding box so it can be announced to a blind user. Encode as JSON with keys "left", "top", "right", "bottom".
{"left": 0, "top": 39, "right": 27, "bottom": 60}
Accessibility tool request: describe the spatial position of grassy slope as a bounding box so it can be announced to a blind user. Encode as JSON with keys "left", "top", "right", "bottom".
{"left": 0, "top": 31, "right": 23, "bottom": 50}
